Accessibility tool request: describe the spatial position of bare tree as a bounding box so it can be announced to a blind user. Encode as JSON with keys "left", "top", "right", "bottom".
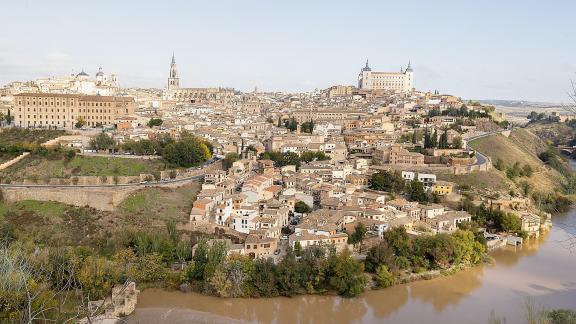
{"left": 0, "top": 245, "right": 84, "bottom": 323}
{"left": 563, "top": 79, "right": 576, "bottom": 115}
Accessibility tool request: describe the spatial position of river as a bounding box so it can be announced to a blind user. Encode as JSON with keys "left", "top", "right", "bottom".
{"left": 129, "top": 195, "right": 576, "bottom": 323}
{"left": 128, "top": 211, "right": 576, "bottom": 324}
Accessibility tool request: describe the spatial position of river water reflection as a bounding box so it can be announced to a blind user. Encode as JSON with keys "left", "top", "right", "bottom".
{"left": 129, "top": 209, "right": 576, "bottom": 324}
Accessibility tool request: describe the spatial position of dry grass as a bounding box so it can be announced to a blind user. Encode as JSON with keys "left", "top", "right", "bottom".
{"left": 437, "top": 169, "right": 512, "bottom": 192}
{"left": 117, "top": 181, "right": 202, "bottom": 224}
{"left": 469, "top": 132, "right": 542, "bottom": 169}
{"left": 468, "top": 129, "right": 565, "bottom": 194}
{"left": 0, "top": 181, "right": 202, "bottom": 251}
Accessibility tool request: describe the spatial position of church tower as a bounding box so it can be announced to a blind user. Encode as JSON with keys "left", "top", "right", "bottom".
{"left": 168, "top": 53, "right": 179, "bottom": 90}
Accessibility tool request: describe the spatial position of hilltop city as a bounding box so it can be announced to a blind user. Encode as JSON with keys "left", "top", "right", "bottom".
{"left": 1, "top": 55, "right": 574, "bottom": 322}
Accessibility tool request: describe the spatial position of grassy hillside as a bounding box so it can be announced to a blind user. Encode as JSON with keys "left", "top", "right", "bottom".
{"left": 468, "top": 129, "right": 564, "bottom": 194}
{"left": 469, "top": 131, "right": 542, "bottom": 169}
{"left": 437, "top": 169, "right": 512, "bottom": 193}
{"left": 0, "top": 182, "right": 202, "bottom": 251}
{"left": 0, "top": 155, "right": 166, "bottom": 182}
{"left": 0, "top": 128, "right": 65, "bottom": 145}
{"left": 118, "top": 181, "right": 201, "bottom": 222}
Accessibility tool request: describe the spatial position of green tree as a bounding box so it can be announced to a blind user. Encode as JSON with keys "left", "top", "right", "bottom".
{"left": 251, "top": 258, "right": 279, "bottom": 297}
{"left": 349, "top": 222, "right": 367, "bottom": 248}
{"left": 188, "top": 239, "right": 208, "bottom": 281}
{"left": 300, "top": 151, "right": 330, "bottom": 163}
{"left": 374, "top": 265, "right": 396, "bottom": 288}
{"left": 163, "top": 136, "right": 211, "bottom": 167}
{"left": 369, "top": 170, "right": 405, "bottom": 193}
{"left": 294, "top": 241, "right": 302, "bottom": 256}
{"left": 384, "top": 227, "right": 412, "bottom": 258}
{"left": 329, "top": 249, "right": 366, "bottom": 297}
{"left": 89, "top": 133, "right": 116, "bottom": 151}
{"left": 203, "top": 241, "right": 228, "bottom": 280}
{"left": 77, "top": 255, "right": 120, "bottom": 300}
{"left": 129, "top": 253, "right": 167, "bottom": 283}
{"left": 431, "top": 129, "right": 438, "bottom": 148}
{"left": 300, "top": 120, "right": 315, "bottom": 133}
{"left": 284, "top": 117, "right": 298, "bottom": 132}
{"left": 276, "top": 248, "right": 302, "bottom": 296}
{"left": 499, "top": 213, "right": 521, "bottom": 232}
{"left": 147, "top": 118, "right": 163, "bottom": 127}
{"left": 424, "top": 128, "right": 432, "bottom": 148}
{"left": 278, "top": 152, "right": 301, "bottom": 168}
{"left": 223, "top": 152, "right": 240, "bottom": 170}
{"left": 299, "top": 245, "right": 329, "bottom": 293}
{"left": 364, "top": 241, "right": 396, "bottom": 273}
{"left": 439, "top": 129, "right": 448, "bottom": 149}
{"left": 407, "top": 180, "right": 428, "bottom": 203}
{"left": 494, "top": 158, "right": 505, "bottom": 171}
{"left": 452, "top": 136, "right": 463, "bottom": 149}
{"left": 75, "top": 117, "right": 86, "bottom": 129}
{"left": 294, "top": 201, "right": 312, "bottom": 214}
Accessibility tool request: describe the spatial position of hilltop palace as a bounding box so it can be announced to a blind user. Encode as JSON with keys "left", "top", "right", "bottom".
{"left": 162, "top": 54, "right": 235, "bottom": 104}
{"left": 357, "top": 60, "right": 414, "bottom": 93}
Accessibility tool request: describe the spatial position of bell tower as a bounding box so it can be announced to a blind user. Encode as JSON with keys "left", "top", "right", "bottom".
{"left": 168, "top": 53, "right": 179, "bottom": 90}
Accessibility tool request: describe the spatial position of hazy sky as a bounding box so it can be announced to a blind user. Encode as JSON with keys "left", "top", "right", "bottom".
{"left": 1, "top": 0, "right": 575, "bottom": 102}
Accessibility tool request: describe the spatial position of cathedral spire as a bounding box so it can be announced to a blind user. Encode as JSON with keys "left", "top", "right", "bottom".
{"left": 168, "top": 52, "right": 179, "bottom": 90}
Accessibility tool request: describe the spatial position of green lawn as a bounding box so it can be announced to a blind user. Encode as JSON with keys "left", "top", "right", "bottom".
{"left": 0, "top": 155, "right": 166, "bottom": 182}
{"left": 0, "top": 200, "right": 69, "bottom": 219}
{"left": 67, "top": 156, "right": 166, "bottom": 176}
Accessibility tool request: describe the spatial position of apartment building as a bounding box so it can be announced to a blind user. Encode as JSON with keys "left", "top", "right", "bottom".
{"left": 373, "top": 144, "right": 425, "bottom": 166}
{"left": 13, "top": 93, "right": 134, "bottom": 128}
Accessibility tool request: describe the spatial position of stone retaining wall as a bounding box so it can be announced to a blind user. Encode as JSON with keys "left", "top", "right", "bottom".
{"left": 0, "top": 152, "right": 30, "bottom": 171}
{"left": 0, "top": 175, "right": 203, "bottom": 211}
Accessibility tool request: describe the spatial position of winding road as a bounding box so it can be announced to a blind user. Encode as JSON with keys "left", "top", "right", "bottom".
{"left": 464, "top": 129, "right": 509, "bottom": 166}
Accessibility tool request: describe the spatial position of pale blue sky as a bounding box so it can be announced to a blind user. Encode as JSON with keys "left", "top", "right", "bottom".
{"left": 1, "top": 0, "right": 574, "bottom": 102}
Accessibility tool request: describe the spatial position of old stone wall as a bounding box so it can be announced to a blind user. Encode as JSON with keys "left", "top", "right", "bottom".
{"left": 0, "top": 176, "right": 203, "bottom": 211}
{"left": 1, "top": 186, "right": 134, "bottom": 211}
{"left": 0, "top": 152, "right": 30, "bottom": 171}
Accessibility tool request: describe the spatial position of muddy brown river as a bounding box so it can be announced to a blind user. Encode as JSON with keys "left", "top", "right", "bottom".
{"left": 127, "top": 208, "right": 576, "bottom": 324}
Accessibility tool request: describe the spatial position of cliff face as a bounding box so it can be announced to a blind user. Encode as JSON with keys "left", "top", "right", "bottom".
{"left": 526, "top": 122, "right": 576, "bottom": 146}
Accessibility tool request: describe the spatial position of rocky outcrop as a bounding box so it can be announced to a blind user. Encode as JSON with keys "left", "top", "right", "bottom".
{"left": 77, "top": 282, "right": 139, "bottom": 324}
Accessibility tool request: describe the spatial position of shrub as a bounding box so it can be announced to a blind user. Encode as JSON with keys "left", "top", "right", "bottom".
{"left": 374, "top": 265, "right": 396, "bottom": 288}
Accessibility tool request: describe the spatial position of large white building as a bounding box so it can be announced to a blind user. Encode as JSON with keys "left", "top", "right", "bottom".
{"left": 357, "top": 60, "right": 414, "bottom": 93}
{"left": 34, "top": 67, "right": 119, "bottom": 96}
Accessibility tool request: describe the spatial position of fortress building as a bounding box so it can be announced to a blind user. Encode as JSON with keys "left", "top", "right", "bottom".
{"left": 162, "top": 54, "right": 235, "bottom": 104}
{"left": 13, "top": 93, "right": 134, "bottom": 129}
{"left": 357, "top": 60, "right": 414, "bottom": 93}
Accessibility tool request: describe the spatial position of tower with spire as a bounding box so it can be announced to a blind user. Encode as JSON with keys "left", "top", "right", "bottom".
{"left": 168, "top": 53, "right": 179, "bottom": 90}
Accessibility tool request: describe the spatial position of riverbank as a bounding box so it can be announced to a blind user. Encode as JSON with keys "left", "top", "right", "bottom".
{"left": 128, "top": 214, "right": 576, "bottom": 323}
